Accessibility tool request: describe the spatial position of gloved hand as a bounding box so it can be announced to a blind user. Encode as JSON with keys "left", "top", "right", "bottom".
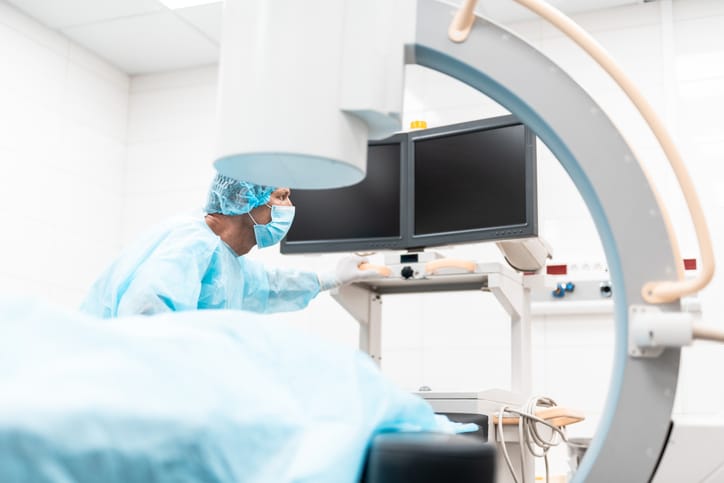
{"left": 317, "top": 254, "right": 381, "bottom": 291}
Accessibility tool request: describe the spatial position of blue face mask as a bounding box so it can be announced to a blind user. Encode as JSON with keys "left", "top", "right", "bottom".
{"left": 249, "top": 204, "right": 295, "bottom": 248}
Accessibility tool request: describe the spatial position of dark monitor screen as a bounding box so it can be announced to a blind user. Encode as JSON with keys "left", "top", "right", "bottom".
{"left": 282, "top": 139, "right": 404, "bottom": 253}
{"left": 409, "top": 117, "right": 536, "bottom": 247}
{"left": 281, "top": 115, "right": 536, "bottom": 254}
{"left": 414, "top": 124, "right": 528, "bottom": 235}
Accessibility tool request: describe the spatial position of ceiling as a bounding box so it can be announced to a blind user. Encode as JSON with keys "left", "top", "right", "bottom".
{"left": 6, "top": 0, "right": 645, "bottom": 76}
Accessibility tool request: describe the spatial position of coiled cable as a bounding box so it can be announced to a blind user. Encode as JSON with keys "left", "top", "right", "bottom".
{"left": 496, "top": 396, "right": 568, "bottom": 483}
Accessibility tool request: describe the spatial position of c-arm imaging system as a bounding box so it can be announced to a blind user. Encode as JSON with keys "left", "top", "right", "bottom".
{"left": 215, "top": 0, "right": 722, "bottom": 481}
{"left": 380, "top": 3, "right": 717, "bottom": 482}
{"left": 351, "top": 3, "right": 720, "bottom": 480}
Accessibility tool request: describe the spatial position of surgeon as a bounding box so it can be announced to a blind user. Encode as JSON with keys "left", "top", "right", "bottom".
{"left": 81, "top": 173, "right": 378, "bottom": 317}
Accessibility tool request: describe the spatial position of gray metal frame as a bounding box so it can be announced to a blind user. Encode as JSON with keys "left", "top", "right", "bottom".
{"left": 410, "top": 1, "right": 681, "bottom": 481}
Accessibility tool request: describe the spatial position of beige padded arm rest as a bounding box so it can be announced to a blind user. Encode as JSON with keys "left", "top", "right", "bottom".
{"left": 425, "top": 259, "right": 476, "bottom": 275}
{"left": 492, "top": 407, "right": 585, "bottom": 427}
{"left": 359, "top": 262, "right": 392, "bottom": 277}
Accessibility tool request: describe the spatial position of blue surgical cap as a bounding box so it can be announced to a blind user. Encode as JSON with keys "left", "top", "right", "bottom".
{"left": 204, "top": 174, "right": 275, "bottom": 216}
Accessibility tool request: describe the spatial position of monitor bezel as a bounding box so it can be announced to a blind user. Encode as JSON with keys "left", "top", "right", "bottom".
{"left": 405, "top": 114, "right": 538, "bottom": 250}
{"left": 280, "top": 115, "right": 538, "bottom": 255}
{"left": 280, "top": 132, "right": 409, "bottom": 254}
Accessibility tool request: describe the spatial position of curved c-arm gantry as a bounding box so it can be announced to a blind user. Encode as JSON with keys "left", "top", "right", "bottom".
{"left": 409, "top": 1, "right": 682, "bottom": 481}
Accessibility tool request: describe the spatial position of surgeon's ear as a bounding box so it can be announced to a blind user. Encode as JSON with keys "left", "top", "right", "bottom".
{"left": 248, "top": 204, "right": 272, "bottom": 225}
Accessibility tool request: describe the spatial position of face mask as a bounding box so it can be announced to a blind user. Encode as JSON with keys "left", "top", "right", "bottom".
{"left": 248, "top": 204, "right": 295, "bottom": 248}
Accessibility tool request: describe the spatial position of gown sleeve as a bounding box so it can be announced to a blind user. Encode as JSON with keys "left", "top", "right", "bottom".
{"left": 236, "top": 256, "right": 322, "bottom": 313}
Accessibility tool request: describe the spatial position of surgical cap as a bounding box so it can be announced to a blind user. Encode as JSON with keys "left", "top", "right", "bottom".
{"left": 204, "top": 174, "right": 275, "bottom": 216}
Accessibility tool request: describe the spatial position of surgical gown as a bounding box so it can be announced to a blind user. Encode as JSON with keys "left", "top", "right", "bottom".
{"left": 81, "top": 215, "right": 321, "bottom": 317}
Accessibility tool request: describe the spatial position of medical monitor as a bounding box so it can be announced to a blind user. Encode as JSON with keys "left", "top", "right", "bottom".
{"left": 281, "top": 135, "right": 406, "bottom": 254}
{"left": 280, "top": 115, "right": 537, "bottom": 254}
{"left": 408, "top": 116, "right": 537, "bottom": 248}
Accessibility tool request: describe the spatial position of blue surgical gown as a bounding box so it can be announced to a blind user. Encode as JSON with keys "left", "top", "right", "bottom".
{"left": 81, "top": 215, "right": 321, "bottom": 317}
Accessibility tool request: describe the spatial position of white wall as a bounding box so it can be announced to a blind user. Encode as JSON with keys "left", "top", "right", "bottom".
{"left": 0, "top": 2, "right": 128, "bottom": 307}
{"left": 3, "top": 0, "right": 724, "bottom": 444}
{"left": 124, "top": 67, "right": 218, "bottom": 241}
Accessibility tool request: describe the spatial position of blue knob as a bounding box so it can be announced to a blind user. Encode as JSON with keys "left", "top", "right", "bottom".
{"left": 552, "top": 283, "right": 566, "bottom": 298}
{"left": 565, "top": 281, "right": 575, "bottom": 292}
